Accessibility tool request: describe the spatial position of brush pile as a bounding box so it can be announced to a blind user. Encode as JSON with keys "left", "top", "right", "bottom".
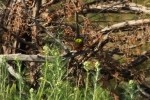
{"left": 0, "top": 0, "right": 150, "bottom": 98}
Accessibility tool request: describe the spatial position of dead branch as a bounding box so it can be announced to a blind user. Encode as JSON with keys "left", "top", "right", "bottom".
{"left": 137, "top": 84, "right": 150, "bottom": 98}
{"left": 0, "top": 59, "right": 22, "bottom": 80}
{"left": 101, "top": 19, "right": 150, "bottom": 34}
{"left": 0, "top": 54, "right": 57, "bottom": 62}
{"left": 0, "top": 53, "right": 62, "bottom": 79}
{"left": 124, "top": 51, "right": 150, "bottom": 68}
{"left": 82, "top": 1, "right": 127, "bottom": 14}
{"left": 39, "top": 24, "right": 70, "bottom": 53}
{"left": 83, "top": 2, "right": 150, "bottom": 14}
{"left": 6, "top": 63, "right": 22, "bottom": 80}
{"left": 32, "top": 0, "right": 42, "bottom": 40}
{"left": 42, "top": 0, "right": 62, "bottom": 8}
{"left": 127, "top": 3, "right": 150, "bottom": 14}
{"left": 88, "top": 1, "right": 126, "bottom": 11}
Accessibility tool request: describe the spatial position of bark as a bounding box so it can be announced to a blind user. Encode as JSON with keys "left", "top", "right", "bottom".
{"left": 32, "top": 0, "right": 42, "bottom": 41}
{"left": 82, "top": 2, "right": 150, "bottom": 14}
{"left": 101, "top": 19, "right": 150, "bottom": 34}
{"left": 0, "top": 54, "right": 57, "bottom": 62}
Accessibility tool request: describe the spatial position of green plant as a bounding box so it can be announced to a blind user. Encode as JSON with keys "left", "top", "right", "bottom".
{"left": 0, "top": 45, "right": 139, "bottom": 100}
{"left": 121, "top": 80, "right": 138, "bottom": 100}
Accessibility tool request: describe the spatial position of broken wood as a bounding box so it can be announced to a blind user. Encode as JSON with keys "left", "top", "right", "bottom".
{"left": 83, "top": 2, "right": 150, "bottom": 14}
{"left": 101, "top": 18, "right": 150, "bottom": 34}
{"left": 0, "top": 54, "right": 57, "bottom": 62}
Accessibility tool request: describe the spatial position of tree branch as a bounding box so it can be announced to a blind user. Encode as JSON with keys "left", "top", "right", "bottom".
{"left": 124, "top": 51, "right": 150, "bottom": 68}
{"left": 0, "top": 59, "right": 22, "bottom": 80}
{"left": 127, "top": 3, "right": 150, "bottom": 14}
{"left": 0, "top": 54, "right": 57, "bottom": 62}
{"left": 82, "top": 2, "right": 150, "bottom": 14}
{"left": 101, "top": 19, "right": 150, "bottom": 34}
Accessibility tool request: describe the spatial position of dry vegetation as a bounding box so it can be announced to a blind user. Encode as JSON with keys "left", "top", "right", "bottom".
{"left": 0, "top": 0, "right": 150, "bottom": 99}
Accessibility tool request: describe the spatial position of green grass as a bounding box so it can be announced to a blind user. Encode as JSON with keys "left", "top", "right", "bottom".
{"left": 0, "top": 45, "right": 139, "bottom": 100}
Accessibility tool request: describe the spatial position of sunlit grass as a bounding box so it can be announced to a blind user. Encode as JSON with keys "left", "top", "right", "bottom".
{"left": 0, "top": 45, "right": 139, "bottom": 100}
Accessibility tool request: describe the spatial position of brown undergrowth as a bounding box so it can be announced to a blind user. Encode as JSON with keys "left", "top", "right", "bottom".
{"left": 0, "top": 0, "right": 150, "bottom": 99}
